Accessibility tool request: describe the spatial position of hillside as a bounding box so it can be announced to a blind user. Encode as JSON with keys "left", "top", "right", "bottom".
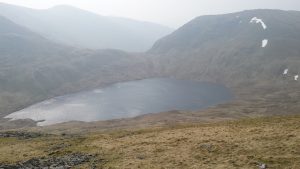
{"left": 0, "top": 16, "right": 152, "bottom": 122}
{"left": 0, "top": 9, "right": 299, "bottom": 168}
{"left": 0, "top": 115, "right": 299, "bottom": 168}
{"left": 0, "top": 3, "right": 173, "bottom": 52}
{"left": 149, "top": 9, "right": 300, "bottom": 87}
{"left": 2, "top": 9, "right": 300, "bottom": 128}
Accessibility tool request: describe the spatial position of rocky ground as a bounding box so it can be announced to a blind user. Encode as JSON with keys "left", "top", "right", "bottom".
{"left": 0, "top": 153, "right": 95, "bottom": 169}
{"left": 0, "top": 131, "right": 44, "bottom": 139}
{"left": 0, "top": 115, "right": 299, "bottom": 168}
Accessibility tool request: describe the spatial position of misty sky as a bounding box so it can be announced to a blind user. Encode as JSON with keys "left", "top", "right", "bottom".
{"left": 1, "top": 0, "right": 300, "bottom": 28}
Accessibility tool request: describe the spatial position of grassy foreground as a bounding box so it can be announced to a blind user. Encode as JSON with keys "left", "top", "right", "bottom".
{"left": 0, "top": 115, "right": 299, "bottom": 169}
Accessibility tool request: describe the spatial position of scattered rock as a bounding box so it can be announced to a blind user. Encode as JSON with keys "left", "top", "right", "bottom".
{"left": 199, "top": 143, "right": 214, "bottom": 152}
{"left": 0, "top": 131, "right": 44, "bottom": 139}
{"left": 258, "top": 163, "right": 267, "bottom": 169}
{"left": 0, "top": 153, "right": 95, "bottom": 169}
{"left": 136, "top": 154, "right": 146, "bottom": 160}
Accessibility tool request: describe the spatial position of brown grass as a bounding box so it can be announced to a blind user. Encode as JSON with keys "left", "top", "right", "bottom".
{"left": 1, "top": 115, "right": 299, "bottom": 168}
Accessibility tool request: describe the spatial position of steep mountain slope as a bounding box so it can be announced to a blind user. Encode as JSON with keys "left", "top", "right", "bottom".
{"left": 149, "top": 9, "right": 300, "bottom": 87}
{"left": 0, "top": 16, "right": 151, "bottom": 118}
{"left": 0, "top": 3, "right": 172, "bottom": 52}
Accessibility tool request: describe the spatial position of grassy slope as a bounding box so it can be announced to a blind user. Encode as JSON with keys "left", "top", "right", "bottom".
{"left": 0, "top": 115, "right": 299, "bottom": 168}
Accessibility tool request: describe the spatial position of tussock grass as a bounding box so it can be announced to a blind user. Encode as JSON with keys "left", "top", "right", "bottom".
{"left": 0, "top": 115, "right": 299, "bottom": 168}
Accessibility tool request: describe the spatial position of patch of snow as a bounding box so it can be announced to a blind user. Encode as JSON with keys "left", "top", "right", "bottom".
{"left": 41, "top": 99, "right": 56, "bottom": 105}
{"left": 262, "top": 39, "right": 268, "bottom": 48}
{"left": 236, "top": 16, "right": 240, "bottom": 18}
{"left": 283, "top": 69, "right": 289, "bottom": 75}
{"left": 250, "top": 17, "right": 267, "bottom": 29}
{"left": 93, "top": 89, "right": 104, "bottom": 94}
{"left": 295, "top": 75, "right": 299, "bottom": 81}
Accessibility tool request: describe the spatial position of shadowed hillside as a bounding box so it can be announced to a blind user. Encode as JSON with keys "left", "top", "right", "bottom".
{"left": 149, "top": 9, "right": 300, "bottom": 87}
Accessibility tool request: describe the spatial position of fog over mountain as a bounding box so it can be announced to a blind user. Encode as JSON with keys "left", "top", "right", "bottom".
{"left": 0, "top": 15, "right": 153, "bottom": 120}
{"left": 0, "top": 1, "right": 300, "bottom": 168}
{"left": 1, "top": 8, "right": 300, "bottom": 122}
{"left": 1, "top": 0, "right": 300, "bottom": 27}
{"left": 0, "top": 3, "right": 172, "bottom": 52}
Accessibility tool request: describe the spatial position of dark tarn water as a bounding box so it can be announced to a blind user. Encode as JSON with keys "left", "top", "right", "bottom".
{"left": 5, "top": 78, "right": 233, "bottom": 126}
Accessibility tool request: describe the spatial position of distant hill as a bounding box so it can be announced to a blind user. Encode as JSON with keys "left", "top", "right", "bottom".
{"left": 0, "top": 16, "right": 152, "bottom": 118}
{"left": 0, "top": 3, "right": 173, "bottom": 52}
{"left": 149, "top": 9, "right": 300, "bottom": 87}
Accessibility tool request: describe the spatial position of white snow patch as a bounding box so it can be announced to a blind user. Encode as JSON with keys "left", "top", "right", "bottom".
{"left": 295, "top": 75, "right": 299, "bottom": 81}
{"left": 41, "top": 99, "right": 56, "bottom": 105}
{"left": 262, "top": 39, "right": 268, "bottom": 48}
{"left": 250, "top": 17, "right": 267, "bottom": 29}
{"left": 283, "top": 69, "right": 289, "bottom": 75}
{"left": 93, "top": 89, "right": 104, "bottom": 94}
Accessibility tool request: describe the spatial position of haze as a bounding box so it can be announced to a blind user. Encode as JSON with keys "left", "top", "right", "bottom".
{"left": 1, "top": 0, "right": 300, "bottom": 28}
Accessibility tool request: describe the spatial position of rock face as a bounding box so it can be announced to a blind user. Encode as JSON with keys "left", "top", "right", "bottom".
{"left": 148, "top": 9, "right": 300, "bottom": 87}
{"left": 0, "top": 153, "right": 95, "bottom": 169}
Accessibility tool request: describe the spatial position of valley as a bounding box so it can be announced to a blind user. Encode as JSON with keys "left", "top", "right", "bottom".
{"left": 0, "top": 3, "right": 299, "bottom": 168}
{"left": 1, "top": 9, "right": 300, "bottom": 128}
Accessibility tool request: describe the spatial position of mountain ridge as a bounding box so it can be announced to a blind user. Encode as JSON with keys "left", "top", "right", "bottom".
{"left": 0, "top": 3, "right": 173, "bottom": 52}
